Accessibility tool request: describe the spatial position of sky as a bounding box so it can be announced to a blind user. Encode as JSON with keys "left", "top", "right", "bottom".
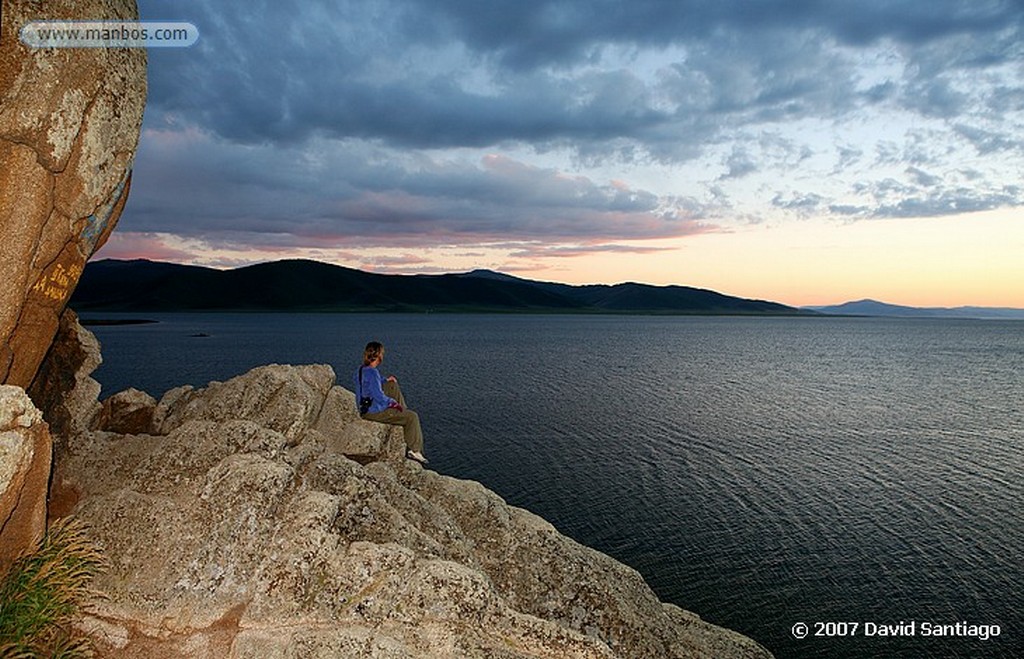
{"left": 96, "top": 0, "right": 1024, "bottom": 307}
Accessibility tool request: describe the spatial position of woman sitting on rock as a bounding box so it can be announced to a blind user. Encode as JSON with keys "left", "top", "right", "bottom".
{"left": 354, "top": 341, "right": 427, "bottom": 464}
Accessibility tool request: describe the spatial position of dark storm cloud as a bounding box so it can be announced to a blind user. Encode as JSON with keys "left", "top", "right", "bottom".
{"left": 129, "top": 0, "right": 1024, "bottom": 255}
{"left": 143, "top": 0, "right": 1023, "bottom": 153}
{"left": 410, "top": 0, "right": 1016, "bottom": 69}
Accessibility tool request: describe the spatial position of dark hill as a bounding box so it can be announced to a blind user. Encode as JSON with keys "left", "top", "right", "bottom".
{"left": 566, "top": 282, "right": 794, "bottom": 314}
{"left": 71, "top": 259, "right": 807, "bottom": 315}
{"left": 71, "top": 259, "right": 588, "bottom": 312}
{"left": 805, "top": 299, "right": 1024, "bottom": 319}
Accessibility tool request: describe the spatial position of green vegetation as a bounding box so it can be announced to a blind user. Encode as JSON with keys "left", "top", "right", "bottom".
{"left": 0, "top": 518, "right": 105, "bottom": 659}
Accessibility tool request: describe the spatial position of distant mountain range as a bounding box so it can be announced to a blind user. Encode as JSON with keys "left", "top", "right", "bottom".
{"left": 804, "top": 299, "right": 1024, "bottom": 320}
{"left": 69, "top": 259, "right": 807, "bottom": 315}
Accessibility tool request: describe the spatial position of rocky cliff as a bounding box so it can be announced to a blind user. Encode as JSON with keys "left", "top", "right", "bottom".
{"left": 0, "top": 0, "right": 145, "bottom": 565}
{"left": 0, "top": 384, "right": 51, "bottom": 571}
{"left": 1, "top": 0, "right": 146, "bottom": 390}
{"left": 44, "top": 317, "right": 773, "bottom": 658}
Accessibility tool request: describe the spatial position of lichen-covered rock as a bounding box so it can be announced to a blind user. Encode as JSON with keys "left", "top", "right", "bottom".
{"left": 152, "top": 364, "right": 334, "bottom": 443}
{"left": 56, "top": 362, "right": 774, "bottom": 658}
{"left": 96, "top": 387, "right": 156, "bottom": 435}
{"left": 312, "top": 385, "right": 406, "bottom": 464}
{"left": 0, "top": 0, "right": 146, "bottom": 389}
{"left": 27, "top": 308, "right": 103, "bottom": 442}
{"left": 0, "top": 385, "right": 52, "bottom": 571}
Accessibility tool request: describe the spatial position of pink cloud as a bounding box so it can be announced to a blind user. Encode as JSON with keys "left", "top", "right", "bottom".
{"left": 92, "top": 232, "right": 198, "bottom": 263}
{"left": 509, "top": 242, "right": 677, "bottom": 259}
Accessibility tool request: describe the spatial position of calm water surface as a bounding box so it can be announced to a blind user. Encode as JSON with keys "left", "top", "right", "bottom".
{"left": 82, "top": 313, "right": 1024, "bottom": 658}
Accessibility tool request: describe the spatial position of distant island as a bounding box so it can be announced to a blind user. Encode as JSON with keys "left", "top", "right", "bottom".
{"left": 805, "top": 299, "right": 1024, "bottom": 320}
{"left": 70, "top": 258, "right": 809, "bottom": 315}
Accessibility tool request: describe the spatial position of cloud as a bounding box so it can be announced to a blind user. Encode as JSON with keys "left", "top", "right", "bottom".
{"left": 119, "top": 128, "right": 715, "bottom": 254}
{"left": 954, "top": 123, "right": 1024, "bottom": 155}
{"left": 508, "top": 242, "right": 678, "bottom": 259}
{"left": 720, "top": 147, "right": 759, "bottom": 180}
{"left": 94, "top": 232, "right": 202, "bottom": 263}
{"left": 906, "top": 166, "right": 941, "bottom": 188}
{"left": 407, "top": 0, "right": 1017, "bottom": 70}
{"left": 127, "top": 0, "right": 1024, "bottom": 268}
{"left": 143, "top": 0, "right": 1022, "bottom": 158}
{"left": 872, "top": 186, "right": 1022, "bottom": 218}
{"left": 772, "top": 192, "right": 826, "bottom": 213}
{"left": 833, "top": 145, "right": 864, "bottom": 174}
{"left": 830, "top": 176, "right": 1023, "bottom": 220}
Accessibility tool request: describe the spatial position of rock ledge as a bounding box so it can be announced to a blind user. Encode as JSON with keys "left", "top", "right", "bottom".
{"left": 53, "top": 357, "right": 771, "bottom": 658}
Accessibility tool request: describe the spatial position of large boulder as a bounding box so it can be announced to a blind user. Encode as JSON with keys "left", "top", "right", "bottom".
{"left": 312, "top": 385, "right": 407, "bottom": 464}
{"left": 27, "top": 308, "right": 103, "bottom": 443}
{"left": 96, "top": 387, "right": 157, "bottom": 435}
{"left": 56, "top": 363, "right": 773, "bottom": 658}
{"left": 152, "top": 363, "right": 336, "bottom": 441}
{"left": 0, "top": 386, "right": 52, "bottom": 572}
{"left": 0, "top": 0, "right": 146, "bottom": 389}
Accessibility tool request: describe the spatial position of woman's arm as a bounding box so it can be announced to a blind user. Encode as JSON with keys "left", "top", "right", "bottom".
{"left": 364, "top": 367, "right": 397, "bottom": 410}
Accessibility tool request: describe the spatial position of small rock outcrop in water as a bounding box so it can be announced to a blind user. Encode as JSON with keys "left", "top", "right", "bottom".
{"left": 46, "top": 323, "right": 773, "bottom": 658}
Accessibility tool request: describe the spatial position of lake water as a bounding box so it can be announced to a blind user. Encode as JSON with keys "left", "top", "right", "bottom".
{"left": 80, "top": 312, "right": 1023, "bottom": 658}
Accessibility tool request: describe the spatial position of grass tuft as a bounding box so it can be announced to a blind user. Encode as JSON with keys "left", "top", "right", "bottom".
{"left": 0, "top": 518, "right": 106, "bottom": 659}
